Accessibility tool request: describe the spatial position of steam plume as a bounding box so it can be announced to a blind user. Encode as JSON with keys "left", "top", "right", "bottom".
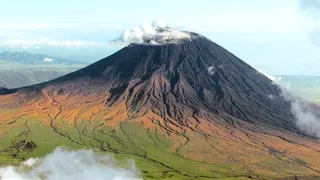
{"left": 291, "top": 98, "right": 320, "bottom": 138}
{"left": 256, "top": 67, "right": 320, "bottom": 138}
{"left": 111, "top": 21, "right": 192, "bottom": 45}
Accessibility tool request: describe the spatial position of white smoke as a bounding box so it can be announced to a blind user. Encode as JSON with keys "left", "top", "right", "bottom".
{"left": 0, "top": 147, "right": 140, "bottom": 180}
{"left": 255, "top": 67, "right": 320, "bottom": 138}
{"left": 207, "top": 66, "right": 215, "bottom": 75}
{"left": 267, "top": 94, "right": 275, "bottom": 99}
{"left": 277, "top": 82, "right": 320, "bottom": 138}
{"left": 291, "top": 99, "right": 320, "bottom": 138}
{"left": 111, "top": 21, "right": 192, "bottom": 45}
{"left": 43, "top": 58, "right": 53, "bottom": 62}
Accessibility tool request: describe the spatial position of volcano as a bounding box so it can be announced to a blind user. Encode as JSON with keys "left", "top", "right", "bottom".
{"left": 0, "top": 30, "right": 319, "bottom": 179}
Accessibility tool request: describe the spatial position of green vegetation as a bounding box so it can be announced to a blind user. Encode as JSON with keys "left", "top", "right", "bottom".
{"left": 0, "top": 116, "right": 318, "bottom": 179}
{"left": 0, "top": 117, "right": 255, "bottom": 179}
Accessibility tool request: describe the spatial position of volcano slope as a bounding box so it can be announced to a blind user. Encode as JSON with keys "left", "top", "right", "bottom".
{"left": 0, "top": 33, "right": 319, "bottom": 179}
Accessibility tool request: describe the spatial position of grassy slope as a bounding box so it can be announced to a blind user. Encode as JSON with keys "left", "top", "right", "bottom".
{"left": 0, "top": 112, "right": 319, "bottom": 179}
{"left": 0, "top": 118, "right": 246, "bottom": 179}
{"left": 0, "top": 86, "right": 319, "bottom": 179}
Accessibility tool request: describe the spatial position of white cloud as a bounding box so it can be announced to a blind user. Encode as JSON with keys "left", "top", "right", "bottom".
{"left": 112, "top": 21, "right": 192, "bottom": 45}
{"left": 43, "top": 58, "right": 54, "bottom": 62}
{"left": 0, "top": 147, "right": 140, "bottom": 180}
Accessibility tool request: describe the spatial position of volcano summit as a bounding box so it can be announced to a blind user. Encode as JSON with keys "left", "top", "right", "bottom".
{"left": 0, "top": 29, "right": 319, "bottom": 179}
{"left": 112, "top": 22, "right": 196, "bottom": 45}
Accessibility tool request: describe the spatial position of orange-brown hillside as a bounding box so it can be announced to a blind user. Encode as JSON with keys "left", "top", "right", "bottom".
{"left": 0, "top": 32, "right": 319, "bottom": 179}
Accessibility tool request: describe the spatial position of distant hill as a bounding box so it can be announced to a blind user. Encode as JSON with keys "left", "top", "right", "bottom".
{"left": 0, "top": 51, "right": 86, "bottom": 65}
{"left": 0, "top": 68, "right": 79, "bottom": 89}
{"left": 0, "top": 51, "right": 86, "bottom": 88}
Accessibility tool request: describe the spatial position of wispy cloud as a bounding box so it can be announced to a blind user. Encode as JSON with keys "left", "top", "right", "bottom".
{"left": 0, "top": 23, "right": 47, "bottom": 30}
{"left": 0, "top": 22, "right": 124, "bottom": 49}
{"left": 0, "top": 147, "right": 140, "bottom": 180}
{"left": 0, "top": 22, "right": 124, "bottom": 31}
{"left": 1, "top": 37, "right": 106, "bottom": 48}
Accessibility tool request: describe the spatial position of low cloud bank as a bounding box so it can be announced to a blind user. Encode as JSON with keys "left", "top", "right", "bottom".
{"left": 256, "top": 68, "right": 320, "bottom": 138}
{"left": 0, "top": 147, "right": 140, "bottom": 180}
{"left": 111, "top": 21, "right": 192, "bottom": 45}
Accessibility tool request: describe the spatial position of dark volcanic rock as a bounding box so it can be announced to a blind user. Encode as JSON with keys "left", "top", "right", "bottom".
{"left": 13, "top": 34, "right": 298, "bottom": 134}
{"left": 0, "top": 87, "right": 12, "bottom": 95}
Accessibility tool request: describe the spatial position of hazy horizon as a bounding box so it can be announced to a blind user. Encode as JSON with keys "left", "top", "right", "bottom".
{"left": 1, "top": 0, "right": 320, "bottom": 75}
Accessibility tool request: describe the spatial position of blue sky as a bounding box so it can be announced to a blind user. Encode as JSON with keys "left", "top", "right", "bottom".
{"left": 0, "top": 0, "right": 319, "bottom": 75}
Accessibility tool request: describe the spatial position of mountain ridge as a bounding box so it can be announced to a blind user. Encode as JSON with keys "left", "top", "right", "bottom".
{"left": 9, "top": 36, "right": 301, "bottom": 134}
{"left": 0, "top": 51, "right": 86, "bottom": 65}
{"left": 0, "top": 32, "right": 319, "bottom": 179}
